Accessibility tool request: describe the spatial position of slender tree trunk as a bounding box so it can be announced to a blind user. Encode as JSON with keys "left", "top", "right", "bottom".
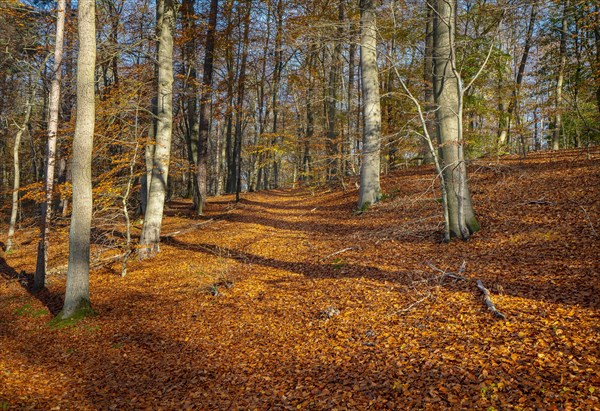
{"left": 196, "top": 0, "right": 218, "bottom": 215}
{"left": 553, "top": 0, "right": 568, "bottom": 150}
{"left": 253, "top": 2, "right": 272, "bottom": 190}
{"left": 59, "top": 0, "right": 95, "bottom": 319}
{"left": 182, "top": 0, "right": 199, "bottom": 207}
{"left": 141, "top": 97, "right": 157, "bottom": 216}
{"left": 270, "top": 0, "right": 284, "bottom": 188}
{"left": 358, "top": 0, "right": 381, "bottom": 209}
{"left": 432, "top": 0, "right": 479, "bottom": 239}
{"left": 139, "top": 0, "right": 176, "bottom": 259}
{"left": 502, "top": 3, "right": 538, "bottom": 147}
{"left": 347, "top": 32, "right": 356, "bottom": 174}
{"left": 303, "top": 47, "right": 317, "bottom": 182}
{"left": 422, "top": 1, "right": 435, "bottom": 164}
{"left": 595, "top": 4, "right": 600, "bottom": 113}
{"left": 326, "top": 1, "right": 344, "bottom": 181}
{"left": 7, "top": 91, "right": 35, "bottom": 252}
{"left": 34, "top": 0, "right": 67, "bottom": 290}
{"left": 224, "top": 0, "right": 237, "bottom": 193}
{"left": 234, "top": 0, "right": 252, "bottom": 202}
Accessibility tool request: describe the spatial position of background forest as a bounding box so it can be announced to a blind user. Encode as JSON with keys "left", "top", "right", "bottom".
{"left": 2, "top": 0, "right": 599, "bottom": 222}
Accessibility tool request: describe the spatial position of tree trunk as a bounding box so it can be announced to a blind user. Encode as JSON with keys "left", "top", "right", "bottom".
{"left": 60, "top": 0, "right": 95, "bottom": 319}
{"left": 234, "top": 0, "right": 252, "bottom": 202}
{"left": 196, "top": 0, "right": 218, "bottom": 215}
{"left": 182, "top": 0, "right": 199, "bottom": 207}
{"left": 595, "top": 4, "right": 600, "bottom": 113}
{"left": 502, "top": 3, "right": 538, "bottom": 148}
{"left": 7, "top": 91, "right": 35, "bottom": 252}
{"left": 358, "top": 0, "right": 381, "bottom": 209}
{"left": 34, "top": 0, "right": 67, "bottom": 290}
{"left": 224, "top": 0, "right": 237, "bottom": 193}
{"left": 303, "top": 46, "right": 317, "bottom": 182}
{"left": 432, "top": 0, "right": 479, "bottom": 240}
{"left": 347, "top": 31, "right": 356, "bottom": 174}
{"left": 553, "top": 0, "right": 568, "bottom": 151}
{"left": 270, "top": 0, "right": 284, "bottom": 188}
{"left": 326, "top": 1, "right": 344, "bottom": 181}
{"left": 422, "top": 1, "right": 435, "bottom": 164}
{"left": 139, "top": 0, "right": 176, "bottom": 259}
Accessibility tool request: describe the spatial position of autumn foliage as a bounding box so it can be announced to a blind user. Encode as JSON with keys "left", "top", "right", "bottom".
{"left": 1, "top": 148, "right": 599, "bottom": 409}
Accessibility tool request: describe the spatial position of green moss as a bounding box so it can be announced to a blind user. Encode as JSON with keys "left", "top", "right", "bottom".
{"left": 49, "top": 300, "right": 95, "bottom": 329}
{"left": 331, "top": 258, "right": 346, "bottom": 270}
{"left": 14, "top": 303, "right": 47, "bottom": 318}
{"left": 355, "top": 201, "right": 371, "bottom": 214}
{"left": 467, "top": 216, "right": 481, "bottom": 234}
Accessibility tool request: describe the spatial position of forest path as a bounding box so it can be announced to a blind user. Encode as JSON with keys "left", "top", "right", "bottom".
{"left": 1, "top": 149, "right": 599, "bottom": 409}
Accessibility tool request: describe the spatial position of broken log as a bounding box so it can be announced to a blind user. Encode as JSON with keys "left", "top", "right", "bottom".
{"left": 476, "top": 280, "right": 506, "bottom": 319}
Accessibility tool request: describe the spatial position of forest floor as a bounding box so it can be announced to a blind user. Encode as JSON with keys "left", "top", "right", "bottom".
{"left": 1, "top": 148, "right": 600, "bottom": 410}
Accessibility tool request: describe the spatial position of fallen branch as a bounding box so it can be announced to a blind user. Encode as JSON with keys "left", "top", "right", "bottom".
{"left": 476, "top": 280, "right": 506, "bottom": 320}
{"left": 426, "top": 260, "right": 467, "bottom": 281}
{"left": 299, "top": 207, "right": 318, "bottom": 217}
{"left": 162, "top": 219, "right": 215, "bottom": 238}
{"left": 393, "top": 294, "right": 430, "bottom": 314}
{"left": 320, "top": 247, "right": 356, "bottom": 261}
{"left": 580, "top": 206, "right": 599, "bottom": 237}
{"left": 522, "top": 199, "right": 555, "bottom": 206}
{"left": 426, "top": 262, "right": 506, "bottom": 320}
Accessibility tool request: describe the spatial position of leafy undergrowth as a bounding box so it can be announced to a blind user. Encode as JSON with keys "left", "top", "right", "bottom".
{"left": 1, "top": 149, "right": 599, "bottom": 410}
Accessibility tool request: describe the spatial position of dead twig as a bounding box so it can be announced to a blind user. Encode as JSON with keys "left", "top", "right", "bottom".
{"left": 320, "top": 247, "right": 356, "bottom": 261}
{"left": 162, "top": 219, "right": 215, "bottom": 238}
{"left": 522, "top": 198, "right": 555, "bottom": 206}
{"left": 580, "top": 206, "right": 599, "bottom": 237}
{"left": 426, "top": 260, "right": 468, "bottom": 282}
{"left": 393, "top": 293, "right": 431, "bottom": 314}
{"left": 427, "top": 262, "right": 506, "bottom": 320}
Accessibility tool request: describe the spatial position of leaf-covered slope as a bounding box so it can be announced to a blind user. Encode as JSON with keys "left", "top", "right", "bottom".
{"left": 1, "top": 148, "right": 599, "bottom": 410}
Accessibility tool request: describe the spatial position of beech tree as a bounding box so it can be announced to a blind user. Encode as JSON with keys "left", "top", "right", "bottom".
{"left": 34, "top": 0, "right": 67, "bottom": 290}
{"left": 552, "top": 0, "right": 569, "bottom": 151}
{"left": 358, "top": 0, "right": 381, "bottom": 209}
{"left": 59, "top": 0, "right": 96, "bottom": 319}
{"left": 432, "top": 0, "right": 479, "bottom": 239}
{"left": 196, "top": 0, "right": 218, "bottom": 215}
{"left": 139, "top": 0, "right": 177, "bottom": 258}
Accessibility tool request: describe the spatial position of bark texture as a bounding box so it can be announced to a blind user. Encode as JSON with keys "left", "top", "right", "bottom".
{"left": 196, "top": 0, "right": 218, "bottom": 215}
{"left": 553, "top": 0, "right": 568, "bottom": 150}
{"left": 35, "top": 0, "right": 67, "bottom": 290}
{"left": 358, "top": 0, "right": 382, "bottom": 209}
{"left": 139, "top": 0, "right": 176, "bottom": 258}
{"left": 432, "top": 0, "right": 479, "bottom": 239}
{"left": 7, "top": 93, "right": 34, "bottom": 252}
{"left": 61, "top": 0, "right": 96, "bottom": 319}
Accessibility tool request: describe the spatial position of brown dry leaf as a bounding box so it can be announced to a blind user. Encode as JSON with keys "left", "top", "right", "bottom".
{"left": 1, "top": 149, "right": 599, "bottom": 410}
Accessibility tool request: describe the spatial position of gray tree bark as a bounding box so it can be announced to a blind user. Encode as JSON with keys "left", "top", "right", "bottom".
{"left": 358, "top": 0, "right": 381, "bottom": 209}
{"left": 7, "top": 90, "right": 35, "bottom": 252}
{"left": 505, "top": 4, "right": 537, "bottom": 149}
{"left": 60, "top": 0, "right": 96, "bottom": 319}
{"left": 234, "top": 0, "right": 252, "bottom": 202}
{"left": 552, "top": 0, "right": 568, "bottom": 150}
{"left": 139, "top": 0, "right": 176, "bottom": 258}
{"left": 422, "top": 1, "right": 435, "bottom": 164}
{"left": 196, "top": 0, "right": 218, "bottom": 215}
{"left": 432, "top": 0, "right": 479, "bottom": 240}
{"left": 326, "top": 1, "right": 344, "bottom": 181}
{"left": 182, "top": 0, "right": 199, "bottom": 206}
{"left": 34, "top": 0, "right": 67, "bottom": 290}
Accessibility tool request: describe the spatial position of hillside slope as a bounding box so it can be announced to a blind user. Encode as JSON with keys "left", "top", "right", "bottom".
{"left": 1, "top": 148, "right": 599, "bottom": 410}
